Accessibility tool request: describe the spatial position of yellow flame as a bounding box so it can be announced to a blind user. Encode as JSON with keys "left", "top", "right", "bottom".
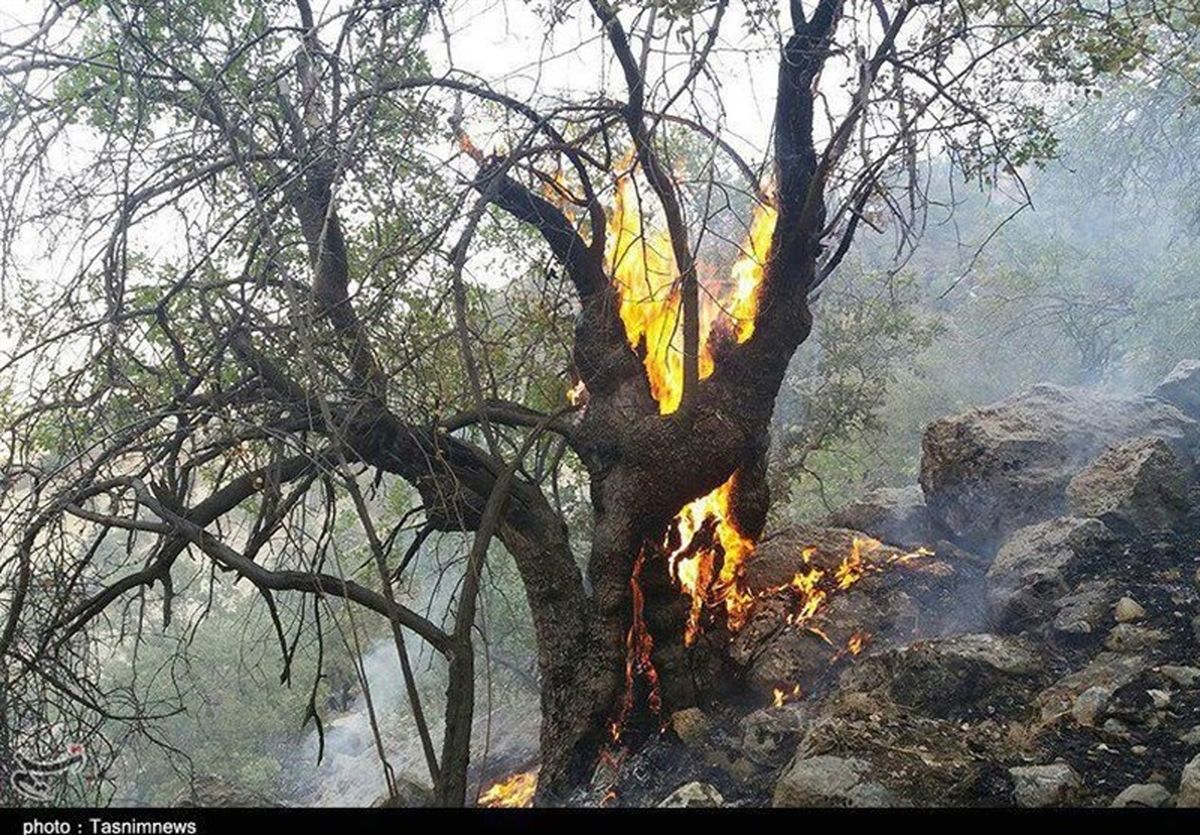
{"left": 772, "top": 683, "right": 802, "bottom": 707}
{"left": 479, "top": 770, "right": 538, "bottom": 808}
{"left": 567, "top": 379, "right": 588, "bottom": 407}
{"left": 606, "top": 164, "right": 776, "bottom": 415}
{"left": 667, "top": 474, "right": 758, "bottom": 644}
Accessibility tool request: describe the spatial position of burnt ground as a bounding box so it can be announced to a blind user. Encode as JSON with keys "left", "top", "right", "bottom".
{"left": 562, "top": 512, "right": 1200, "bottom": 808}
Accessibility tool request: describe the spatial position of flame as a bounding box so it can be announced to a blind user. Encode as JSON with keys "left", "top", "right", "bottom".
{"left": 606, "top": 162, "right": 776, "bottom": 415}
{"left": 612, "top": 548, "right": 661, "bottom": 743}
{"left": 567, "top": 379, "right": 589, "bottom": 407}
{"left": 667, "top": 473, "right": 758, "bottom": 644}
{"left": 671, "top": 523, "right": 933, "bottom": 646}
{"left": 772, "top": 683, "right": 802, "bottom": 707}
{"left": 479, "top": 769, "right": 538, "bottom": 808}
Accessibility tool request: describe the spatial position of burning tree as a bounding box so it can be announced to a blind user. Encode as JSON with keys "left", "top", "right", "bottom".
{"left": 0, "top": 0, "right": 1178, "bottom": 808}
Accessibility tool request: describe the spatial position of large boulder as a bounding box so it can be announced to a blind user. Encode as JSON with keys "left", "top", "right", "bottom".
{"left": 658, "top": 781, "right": 724, "bottom": 808}
{"left": 825, "top": 486, "right": 941, "bottom": 549}
{"left": 1009, "top": 763, "right": 1082, "bottom": 808}
{"left": 986, "top": 517, "right": 1118, "bottom": 631}
{"left": 1066, "top": 437, "right": 1190, "bottom": 535}
{"left": 175, "top": 775, "right": 283, "bottom": 807}
{"left": 1153, "top": 359, "right": 1200, "bottom": 419}
{"left": 776, "top": 691, "right": 1018, "bottom": 807}
{"left": 838, "top": 633, "right": 1042, "bottom": 719}
{"left": 1179, "top": 754, "right": 1200, "bottom": 807}
{"left": 731, "top": 525, "right": 974, "bottom": 697}
{"left": 920, "top": 384, "right": 1198, "bottom": 550}
{"left": 773, "top": 755, "right": 895, "bottom": 807}
{"left": 373, "top": 778, "right": 434, "bottom": 808}
{"left": 1034, "top": 651, "right": 1150, "bottom": 723}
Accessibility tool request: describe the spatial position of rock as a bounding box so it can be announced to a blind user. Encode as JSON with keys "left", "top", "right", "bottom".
{"left": 1114, "top": 596, "right": 1147, "bottom": 623}
{"left": 1153, "top": 359, "right": 1200, "bottom": 419}
{"left": 1009, "top": 763, "right": 1081, "bottom": 807}
{"left": 1036, "top": 652, "right": 1149, "bottom": 723}
{"left": 1104, "top": 624, "right": 1166, "bottom": 653}
{"left": 1053, "top": 580, "right": 1114, "bottom": 635}
{"left": 1182, "top": 726, "right": 1200, "bottom": 746}
{"left": 987, "top": 517, "right": 1117, "bottom": 630}
{"left": 669, "top": 707, "right": 710, "bottom": 748}
{"left": 1112, "top": 783, "right": 1173, "bottom": 808}
{"left": 1067, "top": 438, "right": 1189, "bottom": 535}
{"left": 838, "top": 633, "right": 1040, "bottom": 719}
{"left": 1072, "top": 686, "right": 1113, "bottom": 727}
{"left": 1054, "top": 584, "right": 1114, "bottom": 635}
{"left": 920, "top": 384, "right": 1198, "bottom": 550}
{"left": 373, "top": 778, "right": 433, "bottom": 808}
{"left": 175, "top": 775, "right": 283, "bottom": 807}
{"left": 1148, "top": 689, "right": 1172, "bottom": 709}
{"left": 825, "top": 486, "right": 940, "bottom": 549}
{"left": 1160, "top": 666, "right": 1200, "bottom": 687}
{"left": 1103, "top": 718, "right": 1132, "bottom": 737}
{"left": 739, "top": 706, "right": 807, "bottom": 767}
{"left": 733, "top": 524, "right": 967, "bottom": 697}
{"left": 1179, "top": 754, "right": 1200, "bottom": 807}
{"left": 658, "top": 781, "right": 724, "bottom": 808}
{"left": 773, "top": 755, "right": 895, "bottom": 807}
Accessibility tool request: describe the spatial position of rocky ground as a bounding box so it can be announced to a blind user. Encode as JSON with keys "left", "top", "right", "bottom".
{"left": 572, "top": 361, "right": 1200, "bottom": 808}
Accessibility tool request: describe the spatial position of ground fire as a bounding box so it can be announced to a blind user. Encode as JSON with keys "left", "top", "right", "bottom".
{"left": 479, "top": 769, "right": 538, "bottom": 808}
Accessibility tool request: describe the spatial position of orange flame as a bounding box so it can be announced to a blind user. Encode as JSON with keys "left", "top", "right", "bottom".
{"left": 606, "top": 162, "right": 776, "bottom": 415}
{"left": 479, "top": 769, "right": 538, "bottom": 808}
{"left": 667, "top": 474, "right": 758, "bottom": 644}
{"left": 612, "top": 548, "right": 661, "bottom": 743}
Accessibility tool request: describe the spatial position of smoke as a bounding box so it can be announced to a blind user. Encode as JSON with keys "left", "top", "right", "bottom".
{"left": 282, "top": 631, "right": 541, "bottom": 806}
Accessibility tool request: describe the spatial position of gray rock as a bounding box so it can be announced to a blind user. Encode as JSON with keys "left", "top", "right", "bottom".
{"left": 1037, "top": 652, "right": 1149, "bottom": 723}
{"left": 1112, "top": 783, "right": 1173, "bottom": 808}
{"left": 1160, "top": 666, "right": 1200, "bottom": 687}
{"left": 176, "top": 775, "right": 284, "bottom": 808}
{"left": 773, "top": 755, "right": 895, "bottom": 807}
{"left": 374, "top": 778, "right": 434, "bottom": 808}
{"left": 658, "top": 781, "right": 724, "bottom": 808}
{"left": 1153, "top": 359, "right": 1200, "bottom": 419}
{"left": 1009, "top": 763, "right": 1082, "bottom": 807}
{"left": 1179, "top": 754, "right": 1200, "bottom": 807}
{"left": 920, "top": 384, "right": 1199, "bottom": 550}
{"left": 739, "top": 706, "right": 807, "bottom": 767}
{"left": 1067, "top": 438, "right": 1189, "bottom": 535}
{"left": 1114, "top": 596, "right": 1147, "bottom": 623}
{"left": 1053, "top": 581, "right": 1114, "bottom": 635}
{"left": 1182, "top": 726, "right": 1200, "bottom": 746}
{"left": 1104, "top": 624, "right": 1166, "bottom": 653}
{"left": 1072, "top": 686, "right": 1113, "bottom": 727}
{"left": 733, "top": 524, "right": 965, "bottom": 698}
{"left": 987, "top": 517, "right": 1117, "bottom": 630}
{"left": 826, "top": 486, "right": 939, "bottom": 549}
{"left": 838, "top": 633, "right": 1040, "bottom": 719}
